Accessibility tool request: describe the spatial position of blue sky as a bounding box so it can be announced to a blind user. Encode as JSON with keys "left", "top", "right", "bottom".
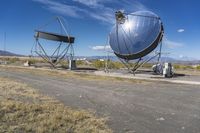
{"left": 0, "top": 0, "right": 200, "bottom": 59}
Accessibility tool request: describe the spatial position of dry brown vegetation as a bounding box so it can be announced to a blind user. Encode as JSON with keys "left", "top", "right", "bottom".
{"left": 2, "top": 56, "right": 200, "bottom": 72}
{"left": 0, "top": 77, "right": 112, "bottom": 133}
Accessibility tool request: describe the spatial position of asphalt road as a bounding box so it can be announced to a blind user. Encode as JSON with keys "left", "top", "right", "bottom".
{"left": 0, "top": 69, "right": 200, "bottom": 133}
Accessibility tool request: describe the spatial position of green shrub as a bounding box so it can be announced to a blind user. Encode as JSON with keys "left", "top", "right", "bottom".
{"left": 76, "top": 60, "right": 85, "bottom": 66}
{"left": 28, "top": 58, "right": 37, "bottom": 64}
{"left": 26, "top": 58, "right": 48, "bottom": 65}
{"left": 107, "top": 61, "right": 124, "bottom": 69}
{"left": 8, "top": 57, "right": 20, "bottom": 64}
{"left": 142, "top": 63, "right": 153, "bottom": 68}
{"left": 59, "top": 60, "right": 68, "bottom": 68}
{"left": 92, "top": 60, "right": 105, "bottom": 69}
{"left": 196, "top": 65, "right": 200, "bottom": 70}
{"left": 182, "top": 65, "right": 193, "bottom": 70}
{"left": 92, "top": 60, "right": 125, "bottom": 69}
{"left": 174, "top": 64, "right": 194, "bottom": 70}
{"left": 174, "top": 64, "right": 182, "bottom": 69}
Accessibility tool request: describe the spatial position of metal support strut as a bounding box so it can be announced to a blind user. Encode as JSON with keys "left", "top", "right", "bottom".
{"left": 31, "top": 16, "right": 75, "bottom": 68}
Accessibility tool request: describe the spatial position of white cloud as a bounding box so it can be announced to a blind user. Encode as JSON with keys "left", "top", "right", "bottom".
{"left": 33, "top": 0, "right": 84, "bottom": 18}
{"left": 163, "top": 38, "right": 184, "bottom": 49}
{"left": 91, "top": 45, "right": 111, "bottom": 51}
{"left": 177, "top": 29, "right": 185, "bottom": 33}
{"left": 33, "top": 0, "right": 147, "bottom": 24}
{"left": 73, "top": 0, "right": 100, "bottom": 7}
{"left": 179, "top": 54, "right": 184, "bottom": 58}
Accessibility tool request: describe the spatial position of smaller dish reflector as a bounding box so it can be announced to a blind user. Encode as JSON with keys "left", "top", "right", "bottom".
{"left": 35, "top": 30, "right": 75, "bottom": 43}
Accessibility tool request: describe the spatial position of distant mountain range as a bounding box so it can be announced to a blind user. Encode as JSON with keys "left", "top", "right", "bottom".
{"left": 0, "top": 50, "right": 199, "bottom": 65}
{"left": 0, "top": 50, "right": 22, "bottom": 56}
{"left": 75, "top": 56, "right": 200, "bottom": 65}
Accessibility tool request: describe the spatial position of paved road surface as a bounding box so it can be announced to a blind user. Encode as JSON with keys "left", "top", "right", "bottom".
{"left": 0, "top": 69, "right": 200, "bottom": 133}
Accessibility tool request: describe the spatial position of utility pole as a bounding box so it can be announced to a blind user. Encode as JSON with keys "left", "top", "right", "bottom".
{"left": 3, "top": 32, "right": 7, "bottom": 65}
{"left": 4, "top": 32, "right": 6, "bottom": 55}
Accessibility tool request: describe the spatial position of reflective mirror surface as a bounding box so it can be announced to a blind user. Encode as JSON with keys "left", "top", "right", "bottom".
{"left": 109, "top": 11, "right": 163, "bottom": 60}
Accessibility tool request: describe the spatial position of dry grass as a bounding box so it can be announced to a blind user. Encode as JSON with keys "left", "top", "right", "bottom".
{"left": 0, "top": 77, "right": 112, "bottom": 133}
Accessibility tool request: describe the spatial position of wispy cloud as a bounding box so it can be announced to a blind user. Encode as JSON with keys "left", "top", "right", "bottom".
{"left": 33, "top": 0, "right": 148, "bottom": 24}
{"left": 163, "top": 38, "right": 184, "bottom": 49}
{"left": 177, "top": 29, "right": 185, "bottom": 33}
{"left": 72, "top": 0, "right": 147, "bottom": 23}
{"left": 73, "top": 0, "right": 102, "bottom": 7}
{"left": 33, "top": 0, "right": 85, "bottom": 18}
{"left": 91, "top": 45, "right": 111, "bottom": 51}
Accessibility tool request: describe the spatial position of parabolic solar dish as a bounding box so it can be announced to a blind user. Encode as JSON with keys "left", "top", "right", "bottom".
{"left": 109, "top": 11, "right": 164, "bottom": 60}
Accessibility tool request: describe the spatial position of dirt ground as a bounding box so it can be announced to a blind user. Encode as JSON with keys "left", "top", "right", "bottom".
{"left": 0, "top": 67, "right": 200, "bottom": 133}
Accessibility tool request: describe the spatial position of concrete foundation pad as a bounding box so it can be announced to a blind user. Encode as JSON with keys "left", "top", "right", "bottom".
{"left": 94, "top": 71, "right": 200, "bottom": 85}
